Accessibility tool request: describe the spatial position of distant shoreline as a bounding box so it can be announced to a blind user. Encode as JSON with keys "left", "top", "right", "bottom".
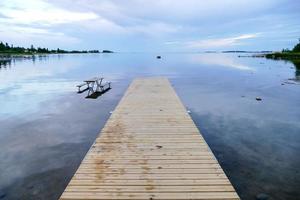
{"left": 0, "top": 41, "right": 114, "bottom": 58}
{"left": 264, "top": 52, "right": 300, "bottom": 69}
{"left": 0, "top": 51, "right": 114, "bottom": 58}
{"left": 265, "top": 52, "right": 300, "bottom": 59}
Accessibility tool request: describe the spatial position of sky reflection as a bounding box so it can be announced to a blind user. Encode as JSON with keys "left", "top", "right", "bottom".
{"left": 0, "top": 53, "right": 299, "bottom": 200}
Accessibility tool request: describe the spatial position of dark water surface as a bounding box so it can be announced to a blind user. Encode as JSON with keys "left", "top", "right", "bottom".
{"left": 0, "top": 53, "right": 299, "bottom": 200}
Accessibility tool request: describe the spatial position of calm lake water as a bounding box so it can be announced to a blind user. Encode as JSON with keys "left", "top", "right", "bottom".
{"left": 0, "top": 53, "right": 299, "bottom": 200}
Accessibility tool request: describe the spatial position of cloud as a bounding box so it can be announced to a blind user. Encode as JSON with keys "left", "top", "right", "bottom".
{"left": 164, "top": 41, "right": 181, "bottom": 45}
{"left": 61, "top": 0, "right": 278, "bottom": 24}
{"left": 0, "top": 0, "right": 96, "bottom": 47}
{"left": 0, "top": 0, "right": 180, "bottom": 43}
{"left": 127, "top": 22, "right": 180, "bottom": 37}
{"left": 0, "top": 26, "right": 62, "bottom": 36}
{"left": 78, "top": 18, "right": 126, "bottom": 34}
{"left": 185, "top": 34, "right": 260, "bottom": 49}
{"left": 0, "top": 24, "right": 80, "bottom": 47}
{"left": 0, "top": 0, "right": 99, "bottom": 26}
{"left": 0, "top": 0, "right": 298, "bottom": 50}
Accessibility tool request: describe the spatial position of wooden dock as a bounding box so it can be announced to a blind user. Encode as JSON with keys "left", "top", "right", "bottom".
{"left": 60, "top": 77, "right": 240, "bottom": 200}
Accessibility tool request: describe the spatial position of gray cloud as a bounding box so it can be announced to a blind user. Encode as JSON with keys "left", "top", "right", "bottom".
{"left": 0, "top": 0, "right": 299, "bottom": 51}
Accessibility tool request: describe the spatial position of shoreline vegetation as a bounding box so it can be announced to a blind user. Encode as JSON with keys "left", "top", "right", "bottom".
{"left": 0, "top": 41, "right": 114, "bottom": 58}
{"left": 264, "top": 39, "right": 300, "bottom": 69}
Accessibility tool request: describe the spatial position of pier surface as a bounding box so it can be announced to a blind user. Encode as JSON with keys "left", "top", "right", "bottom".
{"left": 60, "top": 77, "right": 239, "bottom": 200}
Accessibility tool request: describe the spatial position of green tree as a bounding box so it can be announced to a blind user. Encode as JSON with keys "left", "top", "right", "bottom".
{"left": 293, "top": 38, "right": 300, "bottom": 52}
{"left": 0, "top": 42, "right": 5, "bottom": 51}
{"left": 5, "top": 43, "right": 10, "bottom": 50}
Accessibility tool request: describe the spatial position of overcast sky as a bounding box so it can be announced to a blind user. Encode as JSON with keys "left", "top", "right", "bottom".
{"left": 0, "top": 0, "right": 299, "bottom": 52}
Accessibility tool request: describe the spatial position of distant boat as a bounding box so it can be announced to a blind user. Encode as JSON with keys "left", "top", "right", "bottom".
{"left": 156, "top": 56, "right": 161, "bottom": 59}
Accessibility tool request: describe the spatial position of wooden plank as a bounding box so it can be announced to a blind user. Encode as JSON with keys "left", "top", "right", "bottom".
{"left": 79, "top": 159, "right": 217, "bottom": 164}
{"left": 61, "top": 192, "right": 239, "bottom": 200}
{"left": 75, "top": 168, "right": 224, "bottom": 174}
{"left": 77, "top": 164, "right": 224, "bottom": 169}
{"left": 84, "top": 155, "right": 215, "bottom": 160}
{"left": 60, "top": 77, "right": 239, "bottom": 200}
{"left": 67, "top": 179, "right": 233, "bottom": 186}
{"left": 64, "top": 185, "right": 236, "bottom": 192}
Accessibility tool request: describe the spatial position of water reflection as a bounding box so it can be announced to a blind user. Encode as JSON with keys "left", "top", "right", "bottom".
{"left": 0, "top": 59, "right": 11, "bottom": 68}
{"left": 296, "top": 69, "right": 300, "bottom": 81}
{"left": 86, "top": 88, "right": 111, "bottom": 99}
{"left": 291, "top": 60, "right": 300, "bottom": 82}
{"left": 188, "top": 53, "right": 254, "bottom": 71}
{"left": 283, "top": 60, "right": 300, "bottom": 83}
{"left": 0, "top": 53, "right": 299, "bottom": 200}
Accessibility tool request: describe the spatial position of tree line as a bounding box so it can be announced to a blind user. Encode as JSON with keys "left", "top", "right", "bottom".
{"left": 282, "top": 38, "right": 300, "bottom": 53}
{"left": 0, "top": 42, "right": 100, "bottom": 54}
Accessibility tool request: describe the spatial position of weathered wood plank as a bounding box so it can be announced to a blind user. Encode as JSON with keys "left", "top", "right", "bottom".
{"left": 61, "top": 192, "right": 239, "bottom": 200}
{"left": 67, "top": 179, "right": 233, "bottom": 186}
{"left": 64, "top": 185, "right": 236, "bottom": 192}
{"left": 60, "top": 77, "right": 239, "bottom": 200}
